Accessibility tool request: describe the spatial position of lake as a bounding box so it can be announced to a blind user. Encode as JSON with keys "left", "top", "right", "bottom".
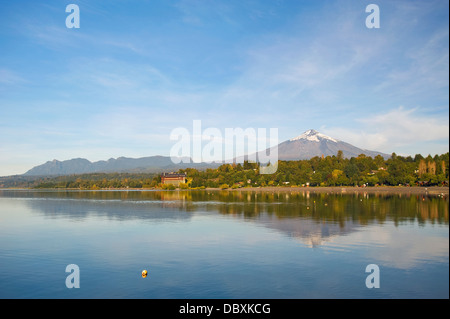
{"left": 0, "top": 189, "right": 448, "bottom": 299}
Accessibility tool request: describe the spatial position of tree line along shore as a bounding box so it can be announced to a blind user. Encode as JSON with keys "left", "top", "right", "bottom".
{"left": 1, "top": 152, "right": 448, "bottom": 192}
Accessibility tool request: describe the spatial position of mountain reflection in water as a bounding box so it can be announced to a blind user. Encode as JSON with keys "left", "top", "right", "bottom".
{"left": 0, "top": 189, "right": 448, "bottom": 298}
{"left": 3, "top": 189, "right": 447, "bottom": 248}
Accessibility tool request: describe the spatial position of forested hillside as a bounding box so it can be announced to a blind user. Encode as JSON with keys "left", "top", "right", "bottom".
{"left": 1, "top": 152, "right": 447, "bottom": 189}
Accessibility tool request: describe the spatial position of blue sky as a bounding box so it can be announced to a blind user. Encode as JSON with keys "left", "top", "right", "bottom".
{"left": 0, "top": 0, "right": 448, "bottom": 175}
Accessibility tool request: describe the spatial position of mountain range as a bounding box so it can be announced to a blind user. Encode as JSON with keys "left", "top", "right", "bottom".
{"left": 23, "top": 129, "right": 389, "bottom": 176}
{"left": 23, "top": 156, "right": 208, "bottom": 176}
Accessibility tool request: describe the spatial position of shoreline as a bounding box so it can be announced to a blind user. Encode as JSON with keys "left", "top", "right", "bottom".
{"left": 220, "top": 186, "right": 449, "bottom": 196}
{"left": 1, "top": 186, "right": 448, "bottom": 196}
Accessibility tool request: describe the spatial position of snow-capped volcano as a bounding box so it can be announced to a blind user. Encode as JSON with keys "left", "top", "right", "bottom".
{"left": 290, "top": 129, "right": 338, "bottom": 143}
{"left": 277, "top": 129, "right": 389, "bottom": 160}
{"left": 236, "top": 129, "right": 390, "bottom": 163}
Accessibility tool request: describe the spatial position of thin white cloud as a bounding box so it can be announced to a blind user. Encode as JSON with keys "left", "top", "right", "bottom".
{"left": 174, "top": 0, "right": 236, "bottom": 27}
{"left": 374, "top": 28, "right": 449, "bottom": 97}
{"left": 0, "top": 69, "right": 25, "bottom": 85}
{"left": 341, "top": 224, "right": 449, "bottom": 269}
{"left": 322, "top": 106, "right": 449, "bottom": 155}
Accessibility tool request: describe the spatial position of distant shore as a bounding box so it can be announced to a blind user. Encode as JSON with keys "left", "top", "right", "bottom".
{"left": 1, "top": 186, "right": 448, "bottom": 196}
{"left": 210, "top": 186, "right": 449, "bottom": 196}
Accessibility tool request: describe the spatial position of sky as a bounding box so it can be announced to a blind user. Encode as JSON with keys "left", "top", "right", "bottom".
{"left": 0, "top": 0, "right": 448, "bottom": 176}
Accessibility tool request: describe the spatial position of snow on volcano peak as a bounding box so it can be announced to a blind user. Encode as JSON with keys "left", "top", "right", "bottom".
{"left": 290, "top": 129, "right": 338, "bottom": 143}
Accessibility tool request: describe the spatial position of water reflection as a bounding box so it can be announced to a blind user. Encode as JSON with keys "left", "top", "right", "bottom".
{"left": 204, "top": 190, "right": 449, "bottom": 226}
{"left": 1, "top": 189, "right": 447, "bottom": 246}
{"left": 0, "top": 189, "right": 448, "bottom": 298}
{"left": 1, "top": 189, "right": 447, "bottom": 224}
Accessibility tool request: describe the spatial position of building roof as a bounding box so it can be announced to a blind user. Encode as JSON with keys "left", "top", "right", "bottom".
{"left": 161, "top": 173, "right": 187, "bottom": 178}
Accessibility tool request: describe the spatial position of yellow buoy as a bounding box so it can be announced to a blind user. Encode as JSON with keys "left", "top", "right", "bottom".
{"left": 142, "top": 269, "right": 148, "bottom": 278}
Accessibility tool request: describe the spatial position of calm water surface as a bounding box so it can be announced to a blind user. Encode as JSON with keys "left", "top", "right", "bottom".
{"left": 0, "top": 189, "right": 448, "bottom": 299}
